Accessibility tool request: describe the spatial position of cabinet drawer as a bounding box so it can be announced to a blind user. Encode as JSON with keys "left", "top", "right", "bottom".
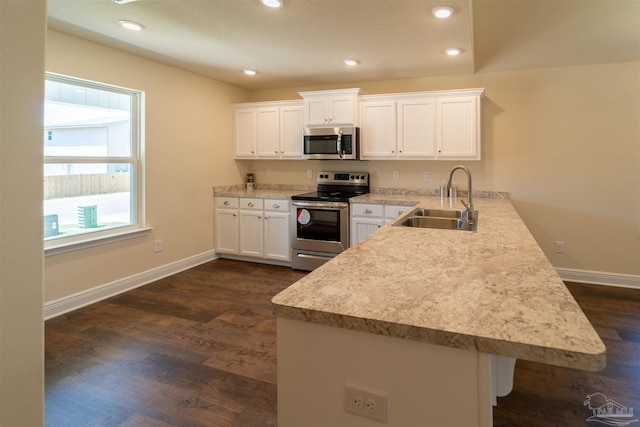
{"left": 216, "top": 197, "right": 238, "bottom": 209}
{"left": 351, "top": 203, "right": 384, "bottom": 217}
{"left": 385, "top": 205, "right": 412, "bottom": 219}
{"left": 265, "top": 199, "right": 290, "bottom": 212}
{"left": 239, "top": 198, "right": 264, "bottom": 210}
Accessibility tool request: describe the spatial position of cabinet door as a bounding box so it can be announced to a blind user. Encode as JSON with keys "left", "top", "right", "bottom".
{"left": 280, "top": 104, "right": 304, "bottom": 158}
{"left": 215, "top": 209, "right": 239, "bottom": 254}
{"left": 234, "top": 108, "right": 257, "bottom": 158}
{"left": 360, "top": 101, "right": 397, "bottom": 159}
{"left": 303, "top": 98, "right": 329, "bottom": 126}
{"left": 327, "top": 96, "right": 357, "bottom": 125}
{"left": 351, "top": 218, "right": 384, "bottom": 246}
{"left": 303, "top": 95, "right": 357, "bottom": 126}
{"left": 264, "top": 211, "right": 291, "bottom": 261}
{"left": 398, "top": 99, "right": 436, "bottom": 159}
{"left": 436, "top": 96, "right": 480, "bottom": 160}
{"left": 256, "top": 107, "right": 280, "bottom": 158}
{"left": 239, "top": 211, "right": 263, "bottom": 258}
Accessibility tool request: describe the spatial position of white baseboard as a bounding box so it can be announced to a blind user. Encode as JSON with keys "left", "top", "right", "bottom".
{"left": 556, "top": 268, "right": 640, "bottom": 289}
{"left": 44, "top": 257, "right": 638, "bottom": 320}
{"left": 44, "top": 250, "right": 218, "bottom": 320}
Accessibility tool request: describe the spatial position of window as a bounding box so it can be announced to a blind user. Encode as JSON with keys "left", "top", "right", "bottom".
{"left": 44, "top": 73, "right": 146, "bottom": 253}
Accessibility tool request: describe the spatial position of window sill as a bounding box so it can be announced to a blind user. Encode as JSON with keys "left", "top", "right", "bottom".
{"left": 44, "top": 227, "right": 153, "bottom": 257}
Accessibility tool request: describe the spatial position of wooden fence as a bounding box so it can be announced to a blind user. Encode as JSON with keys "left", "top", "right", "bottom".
{"left": 44, "top": 172, "right": 130, "bottom": 200}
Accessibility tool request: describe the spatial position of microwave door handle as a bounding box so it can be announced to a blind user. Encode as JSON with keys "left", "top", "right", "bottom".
{"left": 337, "top": 130, "right": 343, "bottom": 159}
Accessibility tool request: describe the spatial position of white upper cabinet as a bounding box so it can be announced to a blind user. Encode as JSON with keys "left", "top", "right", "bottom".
{"left": 397, "top": 98, "right": 437, "bottom": 159}
{"left": 359, "top": 89, "right": 483, "bottom": 160}
{"left": 436, "top": 95, "right": 480, "bottom": 159}
{"left": 299, "top": 88, "right": 360, "bottom": 127}
{"left": 233, "top": 101, "right": 303, "bottom": 159}
{"left": 279, "top": 103, "right": 305, "bottom": 158}
{"left": 359, "top": 99, "right": 397, "bottom": 159}
{"left": 233, "top": 88, "right": 482, "bottom": 161}
{"left": 234, "top": 107, "right": 257, "bottom": 158}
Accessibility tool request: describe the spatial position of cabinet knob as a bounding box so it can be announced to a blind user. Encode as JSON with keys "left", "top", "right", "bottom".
{"left": 248, "top": 202, "right": 254, "bottom": 207}
{"left": 273, "top": 204, "right": 280, "bottom": 209}
{"left": 275, "top": 150, "right": 278, "bottom": 154}
{"left": 391, "top": 150, "right": 395, "bottom": 154}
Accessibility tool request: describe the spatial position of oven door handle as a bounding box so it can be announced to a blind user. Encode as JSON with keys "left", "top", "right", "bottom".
{"left": 292, "top": 201, "right": 349, "bottom": 209}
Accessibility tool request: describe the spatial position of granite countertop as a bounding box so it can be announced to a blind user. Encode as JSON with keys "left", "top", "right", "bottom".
{"left": 213, "top": 186, "right": 310, "bottom": 199}
{"left": 272, "top": 195, "right": 606, "bottom": 371}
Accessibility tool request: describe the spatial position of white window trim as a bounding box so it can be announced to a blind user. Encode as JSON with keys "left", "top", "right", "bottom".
{"left": 44, "top": 72, "right": 146, "bottom": 253}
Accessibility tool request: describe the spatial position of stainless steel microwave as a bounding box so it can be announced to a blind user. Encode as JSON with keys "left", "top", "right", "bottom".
{"left": 303, "top": 127, "right": 360, "bottom": 160}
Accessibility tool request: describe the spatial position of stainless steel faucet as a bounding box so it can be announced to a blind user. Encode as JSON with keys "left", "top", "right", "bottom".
{"left": 445, "top": 165, "right": 475, "bottom": 224}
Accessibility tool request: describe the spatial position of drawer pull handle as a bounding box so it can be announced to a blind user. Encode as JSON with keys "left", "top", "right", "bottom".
{"left": 248, "top": 202, "right": 254, "bottom": 207}
{"left": 273, "top": 204, "right": 280, "bottom": 209}
{"left": 365, "top": 208, "right": 372, "bottom": 214}
{"left": 223, "top": 201, "right": 230, "bottom": 206}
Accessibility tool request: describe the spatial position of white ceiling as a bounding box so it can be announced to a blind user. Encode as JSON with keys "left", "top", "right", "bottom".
{"left": 47, "top": 0, "right": 640, "bottom": 91}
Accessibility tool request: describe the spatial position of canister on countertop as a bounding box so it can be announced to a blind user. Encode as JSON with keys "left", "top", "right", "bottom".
{"left": 246, "top": 173, "right": 255, "bottom": 191}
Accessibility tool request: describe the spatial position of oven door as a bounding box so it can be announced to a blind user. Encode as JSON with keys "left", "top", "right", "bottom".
{"left": 291, "top": 201, "right": 349, "bottom": 254}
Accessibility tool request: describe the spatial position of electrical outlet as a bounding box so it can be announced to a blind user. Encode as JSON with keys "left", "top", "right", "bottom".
{"left": 555, "top": 241, "right": 565, "bottom": 254}
{"left": 153, "top": 240, "right": 163, "bottom": 253}
{"left": 307, "top": 169, "right": 313, "bottom": 179}
{"left": 392, "top": 171, "right": 399, "bottom": 180}
{"left": 423, "top": 171, "right": 434, "bottom": 181}
{"left": 345, "top": 383, "right": 387, "bottom": 423}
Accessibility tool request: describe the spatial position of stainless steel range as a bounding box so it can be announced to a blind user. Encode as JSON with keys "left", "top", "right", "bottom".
{"left": 291, "top": 171, "right": 369, "bottom": 271}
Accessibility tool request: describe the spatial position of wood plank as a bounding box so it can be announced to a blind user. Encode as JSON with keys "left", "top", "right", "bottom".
{"left": 45, "top": 259, "right": 639, "bottom": 427}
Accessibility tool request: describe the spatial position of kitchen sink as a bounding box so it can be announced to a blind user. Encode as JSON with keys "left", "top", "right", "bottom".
{"left": 410, "top": 208, "right": 468, "bottom": 219}
{"left": 394, "top": 207, "right": 478, "bottom": 231}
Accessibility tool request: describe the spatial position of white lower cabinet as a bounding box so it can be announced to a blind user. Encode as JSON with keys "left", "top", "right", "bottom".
{"left": 239, "top": 198, "right": 264, "bottom": 258}
{"left": 351, "top": 203, "right": 412, "bottom": 246}
{"left": 215, "top": 197, "right": 239, "bottom": 254}
{"left": 264, "top": 200, "right": 291, "bottom": 262}
{"left": 215, "top": 196, "right": 291, "bottom": 264}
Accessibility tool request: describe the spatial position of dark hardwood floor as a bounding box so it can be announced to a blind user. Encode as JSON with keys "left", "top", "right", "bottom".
{"left": 45, "top": 260, "right": 639, "bottom": 427}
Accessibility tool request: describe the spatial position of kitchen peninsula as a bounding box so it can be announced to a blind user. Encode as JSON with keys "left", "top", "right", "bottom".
{"left": 272, "top": 194, "right": 606, "bottom": 427}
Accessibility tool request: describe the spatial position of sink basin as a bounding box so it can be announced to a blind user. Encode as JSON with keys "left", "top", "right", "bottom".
{"left": 410, "top": 208, "right": 468, "bottom": 219}
{"left": 393, "top": 207, "right": 478, "bottom": 231}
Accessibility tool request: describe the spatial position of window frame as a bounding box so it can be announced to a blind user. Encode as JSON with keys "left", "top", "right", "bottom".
{"left": 44, "top": 72, "right": 149, "bottom": 256}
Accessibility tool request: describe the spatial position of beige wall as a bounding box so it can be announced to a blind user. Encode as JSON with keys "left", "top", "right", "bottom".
{"left": 44, "top": 29, "right": 639, "bottom": 307}
{"left": 246, "top": 62, "right": 640, "bottom": 276}
{"left": 0, "top": 0, "right": 46, "bottom": 424}
{"left": 44, "top": 30, "right": 249, "bottom": 302}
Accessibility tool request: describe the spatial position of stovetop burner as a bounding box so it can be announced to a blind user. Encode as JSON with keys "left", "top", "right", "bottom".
{"left": 292, "top": 171, "right": 370, "bottom": 202}
{"left": 291, "top": 191, "right": 365, "bottom": 202}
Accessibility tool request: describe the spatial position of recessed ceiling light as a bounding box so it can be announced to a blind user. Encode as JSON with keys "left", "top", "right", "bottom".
{"left": 445, "top": 48, "right": 461, "bottom": 56}
{"left": 244, "top": 69, "right": 257, "bottom": 76}
{"left": 344, "top": 59, "right": 359, "bottom": 66}
{"left": 261, "top": 0, "right": 283, "bottom": 8}
{"left": 432, "top": 6, "right": 454, "bottom": 18}
{"left": 118, "top": 19, "right": 145, "bottom": 31}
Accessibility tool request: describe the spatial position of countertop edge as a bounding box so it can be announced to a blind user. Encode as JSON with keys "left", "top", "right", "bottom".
{"left": 272, "top": 304, "right": 607, "bottom": 372}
